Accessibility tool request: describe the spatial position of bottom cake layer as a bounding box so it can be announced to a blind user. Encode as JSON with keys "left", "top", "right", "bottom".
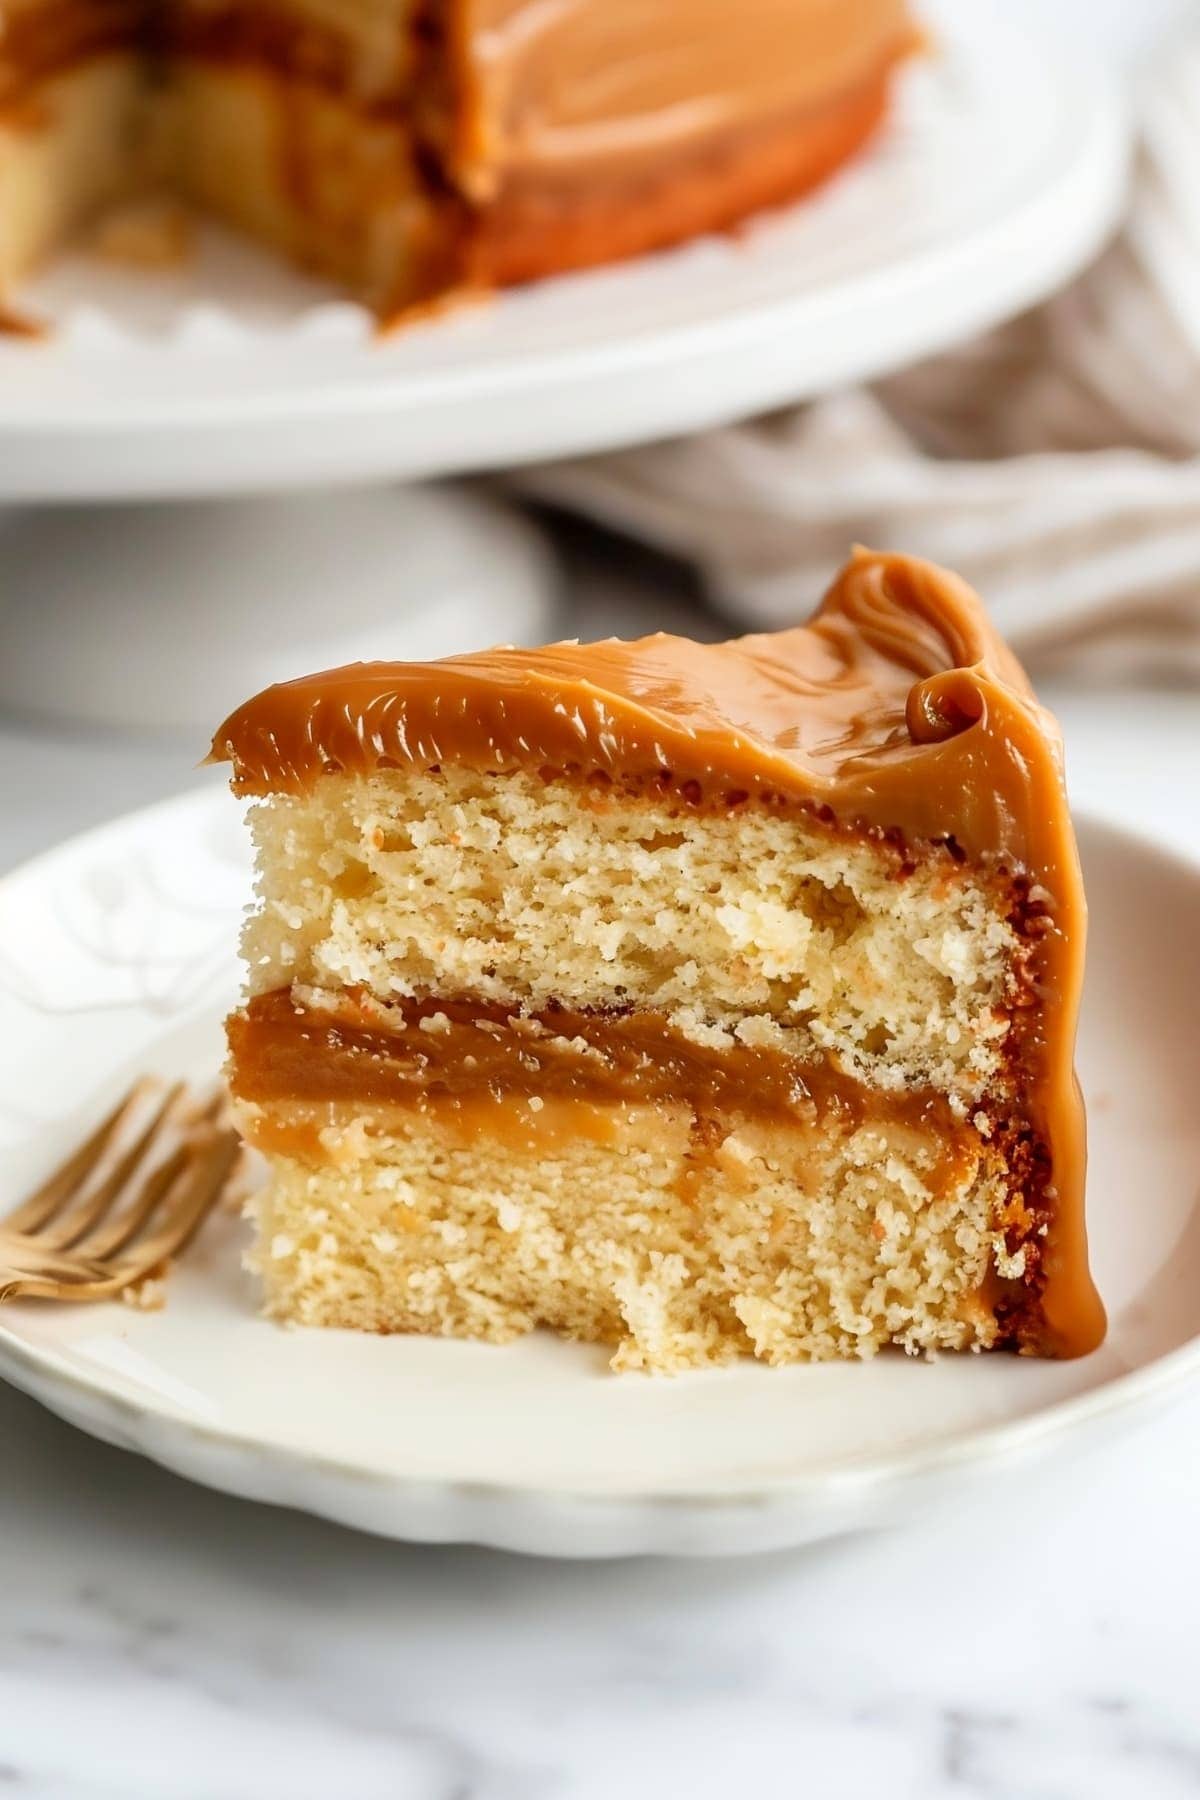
{"left": 241, "top": 1096, "right": 1005, "bottom": 1370}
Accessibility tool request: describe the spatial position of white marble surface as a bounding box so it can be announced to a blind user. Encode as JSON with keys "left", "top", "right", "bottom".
{"left": 1, "top": 551, "right": 1199, "bottom": 1796}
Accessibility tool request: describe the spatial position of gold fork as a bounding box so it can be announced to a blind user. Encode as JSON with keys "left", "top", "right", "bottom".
{"left": 0, "top": 1081, "right": 242, "bottom": 1304}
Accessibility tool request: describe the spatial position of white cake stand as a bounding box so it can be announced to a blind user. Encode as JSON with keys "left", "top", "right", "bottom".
{"left": 0, "top": 0, "right": 1129, "bottom": 729}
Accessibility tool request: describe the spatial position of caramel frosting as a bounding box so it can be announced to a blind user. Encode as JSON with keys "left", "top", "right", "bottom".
{"left": 213, "top": 550, "right": 1104, "bottom": 1357}
{"left": 210, "top": 549, "right": 1066, "bottom": 877}
{"left": 451, "top": 0, "right": 916, "bottom": 197}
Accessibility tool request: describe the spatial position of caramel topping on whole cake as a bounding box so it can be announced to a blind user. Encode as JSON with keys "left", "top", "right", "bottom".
{"left": 453, "top": 0, "right": 916, "bottom": 194}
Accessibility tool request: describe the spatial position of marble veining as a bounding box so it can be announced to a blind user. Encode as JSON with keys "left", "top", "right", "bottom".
{"left": 2, "top": 1369, "right": 1200, "bottom": 1799}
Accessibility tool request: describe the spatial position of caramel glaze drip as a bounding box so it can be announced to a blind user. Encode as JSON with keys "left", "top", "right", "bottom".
{"left": 212, "top": 549, "right": 1106, "bottom": 1358}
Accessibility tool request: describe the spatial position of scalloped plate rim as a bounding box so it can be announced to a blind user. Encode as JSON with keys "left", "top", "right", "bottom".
{"left": 0, "top": 789, "right": 1197, "bottom": 1555}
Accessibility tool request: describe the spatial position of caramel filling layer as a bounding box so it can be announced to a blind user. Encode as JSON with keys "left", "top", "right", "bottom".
{"left": 230, "top": 988, "right": 977, "bottom": 1157}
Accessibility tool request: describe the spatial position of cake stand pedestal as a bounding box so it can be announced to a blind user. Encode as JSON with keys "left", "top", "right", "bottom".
{"left": 0, "top": 487, "right": 556, "bottom": 734}
{"left": 0, "top": 0, "right": 1128, "bottom": 734}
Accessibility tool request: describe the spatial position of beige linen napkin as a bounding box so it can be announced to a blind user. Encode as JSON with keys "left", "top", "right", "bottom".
{"left": 519, "top": 36, "right": 1200, "bottom": 681}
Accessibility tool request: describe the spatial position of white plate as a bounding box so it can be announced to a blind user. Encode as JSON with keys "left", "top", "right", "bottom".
{"left": 0, "top": 789, "right": 1197, "bottom": 1558}
{"left": 0, "top": 0, "right": 1128, "bottom": 499}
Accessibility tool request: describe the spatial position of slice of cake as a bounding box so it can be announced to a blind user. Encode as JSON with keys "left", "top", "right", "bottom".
{"left": 211, "top": 550, "right": 1105, "bottom": 1369}
{"left": 0, "top": 0, "right": 917, "bottom": 316}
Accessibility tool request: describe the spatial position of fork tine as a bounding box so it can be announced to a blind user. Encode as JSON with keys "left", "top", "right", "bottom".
{"left": 75, "top": 1144, "right": 192, "bottom": 1260}
{"left": 36, "top": 1082, "right": 188, "bottom": 1252}
{"left": 0, "top": 1263, "right": 155, "bottom": 1304}
{"left": 0, "top": 1086, "right": 244, "bottom": 1307}
{"left": 0, "top": 1273, "right": 94, "bottom": 1303}
{"left": 0, "top": 1242, "right": 112, "bottom": 1282}
{"left": 109, "top": 1129, "right": 242, "bottom": 1284}
{"left": 2, "top": 1080, "right": 156, "bottom": 1235}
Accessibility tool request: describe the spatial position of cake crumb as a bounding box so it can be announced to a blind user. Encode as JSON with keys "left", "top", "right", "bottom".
{"left": 121, "top": 1273, "right": 168, "bottom": 1311}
